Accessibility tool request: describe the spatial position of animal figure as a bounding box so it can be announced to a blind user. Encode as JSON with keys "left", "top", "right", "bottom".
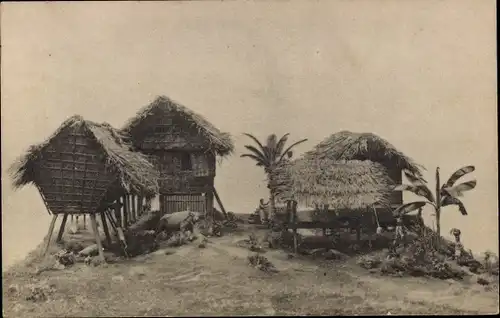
{"left": 156, "top": 207, "right": 202, "bottom": 237}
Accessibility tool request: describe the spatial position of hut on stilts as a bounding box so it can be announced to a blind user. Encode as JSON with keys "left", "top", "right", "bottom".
{"left": 271, "top": 130, "right": 424, "bottom": 251}
{"left": 302, "top": 130, "right": 424, "bottom": 222}
{"left": 9, "top": 115, "right": 159, "bottom": 262}
{"left": 272, "top": 157, "right": 394, "bottom": 250}
{"left": 121, "top": 95, "right": 234, "bottom": 219}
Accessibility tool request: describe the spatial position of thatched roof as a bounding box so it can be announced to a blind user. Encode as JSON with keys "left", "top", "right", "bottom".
{"left": 304, "top": 131, "right": 424, "bottom": 177}
{"left": 272, "top": 157, "right": 394, "bottom": 210}
{"left": 121, "top": 95, "right": 234, "bottom": 157}
{"left": 9, "top": 115, "right": 160, "bottom": 197}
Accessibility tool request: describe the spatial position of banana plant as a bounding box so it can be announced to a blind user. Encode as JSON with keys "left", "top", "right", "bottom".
{"left": 392, "top": 166, "right": 477, "bottom": 248}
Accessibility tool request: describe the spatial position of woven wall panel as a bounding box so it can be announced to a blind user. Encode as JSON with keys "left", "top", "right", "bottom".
{"left": 36, "top": 126, "right": 118, "bottom": 214}
{"left": 146, "top": 151, "right": 215, "bottom": 194}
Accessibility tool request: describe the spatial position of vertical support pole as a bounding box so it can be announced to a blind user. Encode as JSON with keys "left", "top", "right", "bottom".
{"left": 105, "top": 210, "right": 118, "bottom": 234}
{"left": 56, "top": 213, "right": 69, "bottom": 242}
{"left": 131, "top": 195, "right": 137, "bottom": 222}
{"left": 213, "top": 187, "right": 228, "bottom": 219}
{"left": 159, "top": 194, "right": 165, "bottom": 215}
{"left": 356, "top": 217, "right": 361, "bottom": 243}
{"left": 123, "top": 195, "right": 129, "bottom": 229}
{"left": 83, "top": 214, "right": 87, "bottom": 230}
{"left": 89, "top": 213, "right": 106, "bottom": 263}
{"left": 206, "top": 191, "right": 214, "bottom": 220}
{"left": 43, "top": 214, "right": 59, "bottom": 257}
{"left": 292, "top": 200, "right": 298, "bottom": 255}
{"left": 136, "top": 195, "right": 142, "bottom": 217}
{"left": 100, "top": 212, "right": 112, "bottom": 247}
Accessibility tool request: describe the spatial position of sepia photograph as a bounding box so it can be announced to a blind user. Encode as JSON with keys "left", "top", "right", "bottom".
{"left": 1, "top": 0, "right": 498, "bottom": 316}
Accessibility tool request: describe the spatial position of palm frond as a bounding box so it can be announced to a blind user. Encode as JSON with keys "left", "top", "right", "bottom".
{"left": 278, "top": 139, "right": 308, "bottom": 163}
{"left": 240, "top": 154, "right": 266, "bottom": 166}
{"left": 443, "top": 166, "right": 475, "bottom": 189}
{"left": 404, "top": 170, "right": 427, "bottom": 185}
{"left": 441, "top": 196, "right": 468, "bottom": 215}
{"left": 275, "top": 133, "right": 290, "bottom": 160}
{"left": 392, "top": 201, "right": 428, "bottom": 217}
{"left": 266, "top": 134, "right": 278, "bottom": 148}
{"left": 243, "top": 145, "right": 268, "bottom": 163}
{"left": 393, "top": 184, "right": 435, "bottom": 203}
{"left": 442, "top": 180, "right": 477, "bottom": 197}
{"left": 242, "top": 133, "right": 267, "bottom": 154}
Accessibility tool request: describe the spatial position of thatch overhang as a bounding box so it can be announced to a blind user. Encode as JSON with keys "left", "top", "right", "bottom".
{"left": 304, "top": 131, "right": 424, "bottom": 177}
{"left": 9, "top": 115, "right": 160, "bottom": 198}
{"left": 272, "top": 157, "right": 394, "bottom": 210}
{"left": 121, "top": 95, "right": 235, "bottom": 157}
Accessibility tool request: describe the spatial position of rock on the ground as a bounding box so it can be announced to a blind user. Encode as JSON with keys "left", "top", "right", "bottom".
{"left": 78, "top": 244, "right": 98, "bottom": 257}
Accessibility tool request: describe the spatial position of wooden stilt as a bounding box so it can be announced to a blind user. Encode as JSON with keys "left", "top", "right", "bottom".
{"left": 137, "top": 196, "right": 143, "bottom": 217}
{"left": 89, "top": 214, "right": 106, "bottom": 263}
{"left": 100, "top": 212, "right": 112, "bottom": 247}
{"left": 291, "top": 201, "right": 298, "bottom": 254}
{"left": 212, "top": 187, "right": 228, "bottom": 219}
{"left": 206, "top": 192, "right": 214, "bottom": 220}
{"left": 56, "top": 213, "right": 69, "bottom": 242}
{"left": 131, "top": 195, "right": 137, "bottom": 223}
{"left": 105, "top": 210, "right": 118, "bottom": 233}
{"left": 43, "top": 214, "right": 58, "bottom": 257}
{"left": 123, "top": 195, "right": 129, "bottom": 228}
{"left": 159, "top": 195, "right": 165, "bottom": 215}
{"left": 113, "top": 204, "right": 122, "bottom": 229}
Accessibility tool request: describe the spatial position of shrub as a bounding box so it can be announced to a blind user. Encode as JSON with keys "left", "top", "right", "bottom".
{"left": 248, "top": 253, "right": 278, "bottom": 273}
{"left": 357, "top": 254, "right": 383, "bottom": 270}
{"left": 247, "top": 233, "right": 265, "bottom": 252}
{"left": 25, "top": 281, "right": 56, "bottom": 302}
{"left": 54, "top": 250, "right": 76, "bottom": 267}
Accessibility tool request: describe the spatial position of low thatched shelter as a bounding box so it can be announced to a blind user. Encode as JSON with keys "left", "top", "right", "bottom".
{"left": 121, "top": 95, "right": 234, "bottom": 216}
{"left": 302, "top": 131, "right": 424, "bottom": 207}
{"left": 273, "top": 158, "right": 393, "bottom": 211}
{"left": 9, "top": 115, "right": 160, "bottom": 259}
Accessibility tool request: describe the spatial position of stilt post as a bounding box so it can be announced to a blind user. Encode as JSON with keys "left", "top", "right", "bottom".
{"left": 100, "top": 212, "right": 112, "bottom": 247}
{"left": 212, "top": 187, "right": 228, "bottom": 219}
{"left": 89, "top": 213, "right": 106, "bottom": 263}
{"left": 131, "top": 195, "right": 137, "bottom": 223}
{"left": 291, "top": 200, "right": 298, "bottom": 254}
{"left": 43, "top": 214, "right": 58, "bottom": 257}
{"left": 56, "top": 213, "right": 69, "bottom": 242}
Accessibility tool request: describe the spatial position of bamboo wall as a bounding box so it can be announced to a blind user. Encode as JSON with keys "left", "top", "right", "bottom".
{"left": 37, "top": 125, "right": 117, "bottom": 215}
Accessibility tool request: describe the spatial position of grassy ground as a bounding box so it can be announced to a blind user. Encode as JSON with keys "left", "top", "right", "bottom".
{"left": 3, "top": 220, "right": 499, "bottom": 317}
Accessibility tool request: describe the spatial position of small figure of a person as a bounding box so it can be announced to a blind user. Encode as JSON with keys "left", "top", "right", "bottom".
{"left": 394, "top": 216, "right": 406, "bottom": 248}
{"left": 258, "top": 198, "right": 269, "bottom": 224}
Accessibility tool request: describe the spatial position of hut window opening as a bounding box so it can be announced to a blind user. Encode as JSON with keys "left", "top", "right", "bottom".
{"left": 181, "top": 153, "right": 193, "bottom": 171}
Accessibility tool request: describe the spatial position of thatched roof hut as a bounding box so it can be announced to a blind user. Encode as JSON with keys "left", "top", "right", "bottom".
{"left": 272, "top": 157, "right": 393, "bottom": 210}
{"left": 121, "top": 95, "right": 234, "bottom": 157}
{"left": 304, "top": 130, "right": 424, "bottom": 177}
{"left": 9, "top": 115, "right": 160, "bottom": 215}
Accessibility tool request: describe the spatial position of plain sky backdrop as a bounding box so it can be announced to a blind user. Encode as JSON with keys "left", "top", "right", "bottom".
{"left": 1, "top": 0, "right": 497, "bottom": 269}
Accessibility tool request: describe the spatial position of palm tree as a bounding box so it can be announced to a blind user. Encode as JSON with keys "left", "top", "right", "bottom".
{"left": 241, "top": 133, "right": 307, "bottom": 221}
{"left": 392, "top": 165, "right": 477, "bottom": 248}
